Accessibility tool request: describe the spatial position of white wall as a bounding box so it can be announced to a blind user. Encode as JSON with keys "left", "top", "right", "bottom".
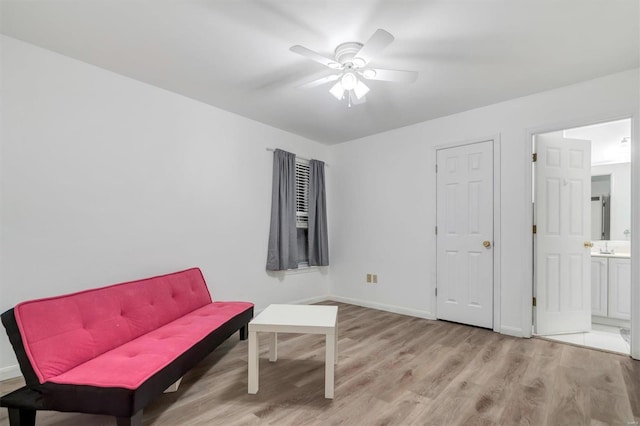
{"left": 0, "top": 36, "right": 330, "bottom": 378}
{"left": 328, "top": 68, "right": 639, "bottom": 337}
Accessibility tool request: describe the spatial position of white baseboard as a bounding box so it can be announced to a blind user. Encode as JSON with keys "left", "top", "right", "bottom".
{"left": 288, "top": 295, "right": 330, "bottom": 306}
{"left": 500, "top": 325, "right": 524, "bottom": 338}
{"left": 327, "top": 295, "right": 436, "bottom": 320}
{"left": 592, "top": 315, "right": 631, "bottom": 329}
{"left": 0, "top": 365, "right": 21, "bottom": 381}
{"left": 253, "top": 295, "right": 330, "bottom": 315}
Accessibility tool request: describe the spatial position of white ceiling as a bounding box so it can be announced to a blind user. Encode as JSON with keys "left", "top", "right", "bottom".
{"left": 1, "top": 0, "right": 638, "bottom": 145}
{"left": 565, "top": 119, "right": 631, "bottom": 165}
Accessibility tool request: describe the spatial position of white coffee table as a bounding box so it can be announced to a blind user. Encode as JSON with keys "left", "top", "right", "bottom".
{"left": 247, "top": 304, "right": 338, "bottom": 399}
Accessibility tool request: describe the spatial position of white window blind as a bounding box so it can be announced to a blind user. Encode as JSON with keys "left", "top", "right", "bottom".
{"left": 295, "top": 158, "right": 310, "bottom": 229}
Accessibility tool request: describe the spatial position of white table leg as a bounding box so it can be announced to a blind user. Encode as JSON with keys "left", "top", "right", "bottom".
{"left": 269, "top": 332, "right": 278, "bottom": 362}
{"left": 248, "top": 330, "right": 258, "bottom": 394}
{"left": 325, "top": 332, "right": 335, "bottom": 399}
{"left": 334, "top": 323, "right": 338, "bottom": 365}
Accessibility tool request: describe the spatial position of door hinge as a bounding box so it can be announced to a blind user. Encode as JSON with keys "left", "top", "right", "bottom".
{"left": 532, "top": 225, "right": 537, "bottom": 234}
{"left": 532, "top": 297, "right": 537, "bottom": 307}
{"left": 435, "top": 288, "right": 438, "bottom": 297}
{"left": 435, "top": 226, "right": 438, "bottom": 235}
{"left": 532, "top": 153, "right": 537, "bottom": 162}
{"left": 435, "top": 164, "right": 438, "bottom": 173}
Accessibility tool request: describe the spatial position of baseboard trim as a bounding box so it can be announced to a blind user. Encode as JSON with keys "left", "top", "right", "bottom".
{"left": 0, "top": 365, "right": 21, "bottom": 381}
{"left": 500, "top": 325, "right": 524, "bottom": 338}
{"left": 327, "top": 295, "right": 436, "bottom": 320}
{"left": 289, "top": 295, "right": 330, "bottom": 306}
{"left": 253, "top": 295, "right": 330, "bottom": 315}
{"left": 592, "top": 315, "right": 631, "bottom": 329}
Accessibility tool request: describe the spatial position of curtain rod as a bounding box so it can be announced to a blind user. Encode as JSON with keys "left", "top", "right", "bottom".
{"left": 265, "top": 148, "right": 329, "bottom": 166}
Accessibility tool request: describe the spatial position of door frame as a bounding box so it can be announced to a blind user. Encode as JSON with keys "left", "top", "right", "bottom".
{"left": 523, "top": 112, "right": 639, "bottom": 360}
{"left": 434, "top": 134, "right": 502, "bottom": 333}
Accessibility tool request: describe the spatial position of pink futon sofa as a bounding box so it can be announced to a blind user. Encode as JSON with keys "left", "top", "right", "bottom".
{"left": 0, "top": 268, "right": 254, "bottom": 426}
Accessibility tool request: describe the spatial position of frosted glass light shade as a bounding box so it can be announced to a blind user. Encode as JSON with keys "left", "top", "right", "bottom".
{"left": 353, "top": 80, "right": 370, "bottom": 99}
{"left": 329, "top": 81, "right": 345, "bottom": 100}
{"left": 341, "top": 72, "right": 358, "bottom": 91}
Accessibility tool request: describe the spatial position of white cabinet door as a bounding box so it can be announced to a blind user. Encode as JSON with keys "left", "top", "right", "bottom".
{"left": 590, "top": 257, "right": 608, "bottom": 317}
{"left": 608, "top": 258, "right": 631, "bottom": 320}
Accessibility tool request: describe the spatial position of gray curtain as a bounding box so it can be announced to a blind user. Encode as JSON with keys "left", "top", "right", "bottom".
{"left": 308, "top": 159, "right": 329, "bottom": 266}
{"left": 266, "top": 149, "right": 298, "bottom": 271}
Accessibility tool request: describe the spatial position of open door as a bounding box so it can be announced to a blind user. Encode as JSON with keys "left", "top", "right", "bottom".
{"left": 535, "top": 134, "right": 592, "bottom": 335}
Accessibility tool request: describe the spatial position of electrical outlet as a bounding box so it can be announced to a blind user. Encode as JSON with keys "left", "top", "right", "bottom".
{"left": 366, "top": 273, "right": 372, "bottom": 283}
{"left": 372, "top": 274, "right": 378, "bottom": 284}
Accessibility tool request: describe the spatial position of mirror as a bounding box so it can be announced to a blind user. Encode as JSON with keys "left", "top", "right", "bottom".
{"left": 591, "top": 175, "right": 610, "bottom": 240}
{"left": 590, "top": 163, "right": 631, "bottom": 241}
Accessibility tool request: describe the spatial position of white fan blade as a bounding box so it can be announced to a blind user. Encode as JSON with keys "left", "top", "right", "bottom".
{"left": 296, "top": 74, "right": 340, "bottom": 89}
{"left": 290, "top": 45, "right": 342, "bottom": 69}
{"left": 353, "top": 29, "right": 394, "bottom": 66}
{"left": 362, "top": 68, "right": 418, "bottom": 83}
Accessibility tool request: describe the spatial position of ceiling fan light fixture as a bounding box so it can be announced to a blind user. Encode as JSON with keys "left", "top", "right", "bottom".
{"left": 361, "top": 69, "right": 376, "bottom": 79}
{"left": 353, "top": 80, "right": 369, "bottom": 99}
{"left": 291, "top": 28, "right": 418, "bottom": 107}
{"left": 341, "top": 72, "right": 358, "bottom": 91}
{"left": 329, "top": 81, "right": 345, "bottom": 100}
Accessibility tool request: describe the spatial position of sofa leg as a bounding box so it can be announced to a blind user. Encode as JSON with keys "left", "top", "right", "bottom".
{"left": 7, "top": 407, "right": 36, "bottom": 426}
{"left": 163, "top": 377, "right": 182, "bottom": 393}
{"left": 116, "top": 410, "right": 142, "bottom": 426}
{"left": 239, "top": 325, "right": 248, "bottom": 340}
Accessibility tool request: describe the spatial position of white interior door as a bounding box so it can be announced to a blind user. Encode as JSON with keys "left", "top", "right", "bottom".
{"left": 535, "top": 134, "right": 591, "bottom": 335}
{"left": 436, "top": 140, "right": 493, "bottom": 329}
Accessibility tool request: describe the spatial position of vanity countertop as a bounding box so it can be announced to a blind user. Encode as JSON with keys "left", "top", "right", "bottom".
{"left": 591, "top": 252, "right": 631, "bottom": 259}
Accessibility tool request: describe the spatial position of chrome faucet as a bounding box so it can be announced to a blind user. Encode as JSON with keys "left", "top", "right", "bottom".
{"left": 600, "top": 241, "right": 615, "bottom": 255}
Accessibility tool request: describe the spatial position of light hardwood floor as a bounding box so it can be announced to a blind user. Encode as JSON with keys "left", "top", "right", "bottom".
{"left": 2, "top": 301, "right": 639, "bottom": 425}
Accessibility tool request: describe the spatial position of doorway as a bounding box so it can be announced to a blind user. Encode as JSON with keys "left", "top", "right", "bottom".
{"left": 532, "top": 118, "right": 632, "bottom": 355}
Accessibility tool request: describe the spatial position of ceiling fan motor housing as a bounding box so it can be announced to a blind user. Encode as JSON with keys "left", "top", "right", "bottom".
{"left": 334, "top": 42, "right": 363, "bottom": 66}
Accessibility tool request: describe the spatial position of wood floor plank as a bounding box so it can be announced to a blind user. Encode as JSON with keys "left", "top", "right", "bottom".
{"left": 620, "top": 356, "right": 640, "bottom": 421}
{"left": 546, "top": 365, "right": 591, "bottom": 426}
{"left": 498, "top": 346, "right": 558, "bottom": 425}
{"left": 589, "top": 388, "right": 634, "bottom": 425}
{"left": 1, "top": 301, "right": 638, "bottom": 426}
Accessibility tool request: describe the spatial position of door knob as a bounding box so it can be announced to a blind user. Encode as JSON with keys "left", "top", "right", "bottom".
{"left": 584, "top": 241, "right": 593, "bottom": 248}
{"left": 483, "top": 240, "right": 491, "bottom": 248}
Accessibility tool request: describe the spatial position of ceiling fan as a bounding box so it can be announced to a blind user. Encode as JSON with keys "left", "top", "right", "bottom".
{"left": 290, "top": 29, "right": 418, "bottom": 107}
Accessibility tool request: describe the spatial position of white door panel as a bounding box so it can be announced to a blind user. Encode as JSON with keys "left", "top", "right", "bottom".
{"left": 436, "top": 141, "right": 493, "bottom": 329}
{"left": 535, "top": 135, "right": 591, "bottom": 335}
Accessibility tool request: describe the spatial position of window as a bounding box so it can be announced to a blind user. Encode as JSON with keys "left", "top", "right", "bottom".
{"left": 295, "top": 158, "right": 310, "bottom": 267}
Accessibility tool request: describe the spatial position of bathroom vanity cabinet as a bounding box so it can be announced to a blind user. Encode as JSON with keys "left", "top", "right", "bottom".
{"left": 591, "top": 254, "right": 631, "bottom": 322}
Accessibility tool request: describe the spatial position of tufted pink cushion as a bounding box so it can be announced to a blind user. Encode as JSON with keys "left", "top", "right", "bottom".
{"left": 46, "top": 301, "right": 254, "bottom": 389}
{"left": 15, "top": 268, "right": 214, "bottom": 384}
